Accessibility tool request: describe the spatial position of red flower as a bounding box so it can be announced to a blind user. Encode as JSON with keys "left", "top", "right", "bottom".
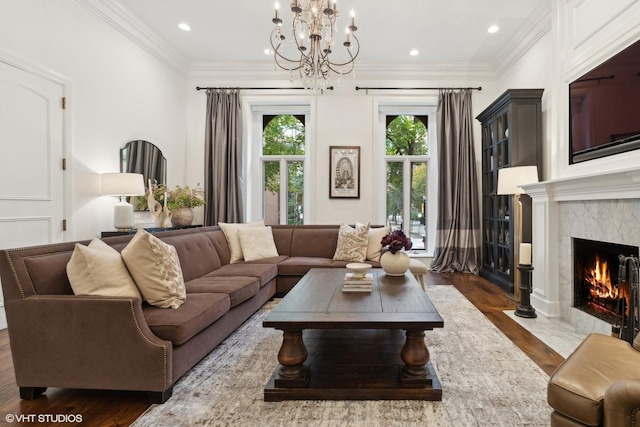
{"left": 380, "top": 230, "right": 413, "bottom": 254}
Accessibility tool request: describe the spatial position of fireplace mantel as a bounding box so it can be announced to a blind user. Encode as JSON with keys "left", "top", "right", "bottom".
{"left": 521, "top": 166, "right": 640, "bottom": 333}
{"left": 524, "top": 166, "right": 640, "bottom": 202}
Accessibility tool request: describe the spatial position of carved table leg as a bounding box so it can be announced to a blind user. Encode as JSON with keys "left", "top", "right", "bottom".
{"left": 275, "top": 330, "right": 309, "bottom": 387}
{"left": 400, "top": 330, "right": 432, "bottom": 385}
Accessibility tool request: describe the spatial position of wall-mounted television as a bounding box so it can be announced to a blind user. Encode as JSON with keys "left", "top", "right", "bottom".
{"left": 569, "top": 38, "right": 640, "bottom": 163}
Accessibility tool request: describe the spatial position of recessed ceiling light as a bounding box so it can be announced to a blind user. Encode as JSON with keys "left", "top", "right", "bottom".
{"left": 487, "top": 25, "right": 499, "bottom": 34}
{"left": 409, "top": 49, "right": 419, "bottom": 56}
{"left": 178, "top": 23, "right": 191, "bottom": 31}
{"left": 264, "top": 48, "right": 274, "bottom": 55}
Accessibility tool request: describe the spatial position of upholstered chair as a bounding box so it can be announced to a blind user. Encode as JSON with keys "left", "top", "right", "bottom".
{"left": 547, "top": 332, "right": 640, "bottom": 426}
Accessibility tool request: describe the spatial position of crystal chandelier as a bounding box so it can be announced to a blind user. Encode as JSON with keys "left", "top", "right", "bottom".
{"left": 270, "top": 0, "right": 360, "bottom": 90}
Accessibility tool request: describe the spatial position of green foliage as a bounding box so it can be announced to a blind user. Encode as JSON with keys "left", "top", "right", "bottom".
{"left": 263, "top": 115, "right": 305, "bottom": 224}
{"left": 385, "top": 116, "right": 428, "bottom": 226}
{"left": 166, "top": 185, "right": 205, "bottom": 210}
{"left": 385, "top": 115, "right": 428, "bottom": 156}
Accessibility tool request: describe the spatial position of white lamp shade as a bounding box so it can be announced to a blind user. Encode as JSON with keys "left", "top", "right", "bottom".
{"left": 101, "top": 173, "right": 145, "bottom": 196}
{"left": 497, "top": 166, "right": 539, "bottom": 195}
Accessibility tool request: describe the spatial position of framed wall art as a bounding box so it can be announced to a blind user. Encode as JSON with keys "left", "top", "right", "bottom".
{"left": 329, "top": 146, "right": 360, "bottom": 199}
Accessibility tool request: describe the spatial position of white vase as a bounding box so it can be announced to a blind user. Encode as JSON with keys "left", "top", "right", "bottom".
{"left": 380, "top": 251, "right": 410, "bottom": 276}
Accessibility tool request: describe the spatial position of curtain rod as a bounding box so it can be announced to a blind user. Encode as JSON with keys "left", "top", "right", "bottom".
{"left": 196, "top": 86, "right": 334, "bottom": 91}
{"left": 355, "top": 86, "right": 482, "bottom": 94}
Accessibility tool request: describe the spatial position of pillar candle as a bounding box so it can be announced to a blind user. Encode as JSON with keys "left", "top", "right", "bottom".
{"left": 519, "top": 243, "right": 532, "bottom": 265}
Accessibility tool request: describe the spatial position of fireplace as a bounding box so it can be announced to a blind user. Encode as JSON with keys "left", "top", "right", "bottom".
{"left": 573, "top": 238, "right": 639, "bottom": 325}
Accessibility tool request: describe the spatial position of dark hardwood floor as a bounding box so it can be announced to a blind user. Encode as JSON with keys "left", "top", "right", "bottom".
{"left": 0, "top": 272, "right": 564, "bottom": 426}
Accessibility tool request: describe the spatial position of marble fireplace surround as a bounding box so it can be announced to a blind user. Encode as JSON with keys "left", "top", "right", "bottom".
{"left": 523, "top": 166, "right": 640, "bottom": 335}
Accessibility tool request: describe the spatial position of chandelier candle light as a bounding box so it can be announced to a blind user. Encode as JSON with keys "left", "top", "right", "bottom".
{"left": 271, "top": 0, "right": 360, "bottom": 90}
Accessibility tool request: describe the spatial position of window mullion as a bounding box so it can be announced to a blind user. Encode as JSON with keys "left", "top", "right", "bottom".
{"left": 279, "top": 159, "right": 288, "bottom": 224}
{"left": 403, "top": 158, "right": 411, "bottom": 236}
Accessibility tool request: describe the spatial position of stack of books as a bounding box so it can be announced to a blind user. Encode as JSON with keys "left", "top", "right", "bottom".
{"left": 342, "top": 272, "right": 374, "bottom": 292}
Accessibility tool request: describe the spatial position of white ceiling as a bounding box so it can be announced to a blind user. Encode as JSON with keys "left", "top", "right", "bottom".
{"left": 110, "top": 0, "right": 551, "bottom": 76}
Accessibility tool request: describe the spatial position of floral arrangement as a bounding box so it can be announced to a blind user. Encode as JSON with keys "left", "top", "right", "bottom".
{"left": 134, "top": 182, "right": 205, "bottom": 211}
{"left": 380, "top": 229, "right": 413, "bottom": 254}
{"left": 165, "top": 184, "right": 206, "bottom": 210}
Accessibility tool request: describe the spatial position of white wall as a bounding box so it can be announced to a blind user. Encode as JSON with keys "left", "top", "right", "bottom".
{"left": 0, "top": 0, "right": 188, "bottom": 240}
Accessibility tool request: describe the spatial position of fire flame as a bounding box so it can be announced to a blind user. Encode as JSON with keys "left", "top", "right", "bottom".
{"left": 584, "top": 255, "right": 617, "bottom": 299}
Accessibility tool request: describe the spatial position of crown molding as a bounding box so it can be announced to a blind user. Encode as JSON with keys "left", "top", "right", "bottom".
{"left": 75, "top": 0, "right": 189, "bottom": 77}
{"left": 494, "top": 4, "right": 552, "bottom": 77}
{"left": 188, "top": 61, "right": 496, "bottom": 81}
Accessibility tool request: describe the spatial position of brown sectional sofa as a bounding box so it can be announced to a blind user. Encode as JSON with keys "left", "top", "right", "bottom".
{"left": 0, "top": 224, "right": 381, "bottom": 403}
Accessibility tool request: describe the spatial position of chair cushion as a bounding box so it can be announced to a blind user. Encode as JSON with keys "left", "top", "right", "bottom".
{"left": 548, "top": 333, "right": 640, "bottom": 426}
{"left": 185, "top": 276, "right": 260, "bottom": 308}
{"left": 143, "top": 292, "right": 230, "bottom": 345}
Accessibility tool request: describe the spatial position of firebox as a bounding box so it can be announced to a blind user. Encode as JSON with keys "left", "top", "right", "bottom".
{"left": 573, "top": 238, "right": 639, "bottom": 324}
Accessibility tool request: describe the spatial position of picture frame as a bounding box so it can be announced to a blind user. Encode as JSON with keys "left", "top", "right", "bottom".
{"left": 329, "top": 146, "right": 360, "bottom": 199}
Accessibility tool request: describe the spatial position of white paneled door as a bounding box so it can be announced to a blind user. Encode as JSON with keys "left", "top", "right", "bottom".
{"left": 0, "top": 60, "right": 66, "bottom": 328}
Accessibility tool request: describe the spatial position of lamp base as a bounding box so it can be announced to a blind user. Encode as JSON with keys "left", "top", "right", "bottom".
{"left": 113, "top": 197, "right": 134, "bottom": 231}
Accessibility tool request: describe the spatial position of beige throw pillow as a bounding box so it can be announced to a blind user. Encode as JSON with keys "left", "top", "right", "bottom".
{"left": 219, "top": 219, "right": 266, "bottom": 263}
{"left": 121, "top": 229, "right": 186, "bottom": 309}
{"left": 332, "top": 223, "right": 370, "bottom": 262}
{"left": 356, "top": 222, "right": 391, "bottom": 262}
{"left": 66, "top": 238, "right": 141, "bottom": 299}
{"left": 237, "top": 226, "right": 279, "bottom": 261}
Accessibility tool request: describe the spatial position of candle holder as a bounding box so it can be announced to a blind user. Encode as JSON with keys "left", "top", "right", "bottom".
{"left": 515, "top": 264, "right": 536, "bottom": 318}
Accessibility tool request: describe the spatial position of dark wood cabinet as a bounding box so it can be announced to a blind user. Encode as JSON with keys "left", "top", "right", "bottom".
{"left": 476, "top": 89, "right": 543, "bottom": 293}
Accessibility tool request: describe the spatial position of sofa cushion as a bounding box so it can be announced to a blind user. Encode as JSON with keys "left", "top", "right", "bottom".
{"left": 121, "top": 229, "right": 186, "bottom": 309}
{"left": 237, "top": 226, "right": 279, "bottom": 261}
{"left": 66, "top": 239, "right": 141, "bottom": 299}
{"left": 142, "top": 292, "right": 230, "bottom": 345}
{"left": 277, "top": 257, "right": 333, "bottom": 276}
{"left": 290, "top": 227, "right": 339, "bottom": 258}
{"left": 548, "top": 333, "right": 640, "bottom": 426}
{"left": 218, "top": 220, "right": 265, "bottom": 263}
{"left": 156, "top": 232, "right": 222, "bottom": 282}
{"left": 332, "top": 223, "right": 369, "bottom": 262}
{"left": 185, "top": 276, "right": 260, "bottom": 307}
{"left": 205, "top": 263, "right": 278, "bottom": 287}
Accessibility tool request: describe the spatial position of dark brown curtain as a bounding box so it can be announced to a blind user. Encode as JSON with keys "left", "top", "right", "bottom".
{"left": 431, "top": 89, "right": 481, "bottom": 273}
{"left": 204, "top": 89, "right": 244, "bottom": 225}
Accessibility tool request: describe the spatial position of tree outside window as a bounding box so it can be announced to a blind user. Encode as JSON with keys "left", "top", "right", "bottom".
{"left": 385, "top": 115, "right": 428, "bottom": 250}
{"left": 262, "top": 115, "right": 305, "bottom": 225}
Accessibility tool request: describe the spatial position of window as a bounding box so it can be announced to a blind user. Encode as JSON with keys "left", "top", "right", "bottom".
{"left": 385, "top": 115, "right": 430, "bottom": 250}
{"left": 261, "top": 115, "right": 306, "bottom": 225}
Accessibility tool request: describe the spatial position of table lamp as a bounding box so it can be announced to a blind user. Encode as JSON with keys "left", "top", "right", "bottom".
{"left": 102, "top": 173, "right": 145, "bottom": 231}
{"left": 497, "top": 166, "right": 539, "bottom": 300}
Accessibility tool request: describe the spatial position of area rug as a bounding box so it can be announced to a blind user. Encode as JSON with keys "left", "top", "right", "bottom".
{"left": 133, "top": 285, "right": 551, "bottom": 426}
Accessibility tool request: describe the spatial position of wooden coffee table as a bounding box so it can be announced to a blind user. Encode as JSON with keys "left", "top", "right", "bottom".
{"left": 263, "top": 268, "right": 444, "bottom": 401}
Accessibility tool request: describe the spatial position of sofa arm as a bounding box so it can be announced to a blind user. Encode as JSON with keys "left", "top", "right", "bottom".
{"left": 604, "top": 379, "right": 640, "bottom": 427}
{"left": 5, "top": 294, "right": 172, "bottom": 393}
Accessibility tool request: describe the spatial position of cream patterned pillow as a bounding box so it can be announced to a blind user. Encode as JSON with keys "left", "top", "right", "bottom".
{"left": 332, "top": 223, "right": 370, "bottom": 262}
{"left": 121, "top": 229, "right": 186, "bottom": 309}
{"left": 219, "top": 219, "right": 266, "bottom": 263}
{"left": 66, "top": 238, "right": 141, "bottom": 298}
{"left": 356, "top": 222, "right": 391, "bottom": 262}
{"left": 237, "top": 226, "right": 279, "bottom": 261}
